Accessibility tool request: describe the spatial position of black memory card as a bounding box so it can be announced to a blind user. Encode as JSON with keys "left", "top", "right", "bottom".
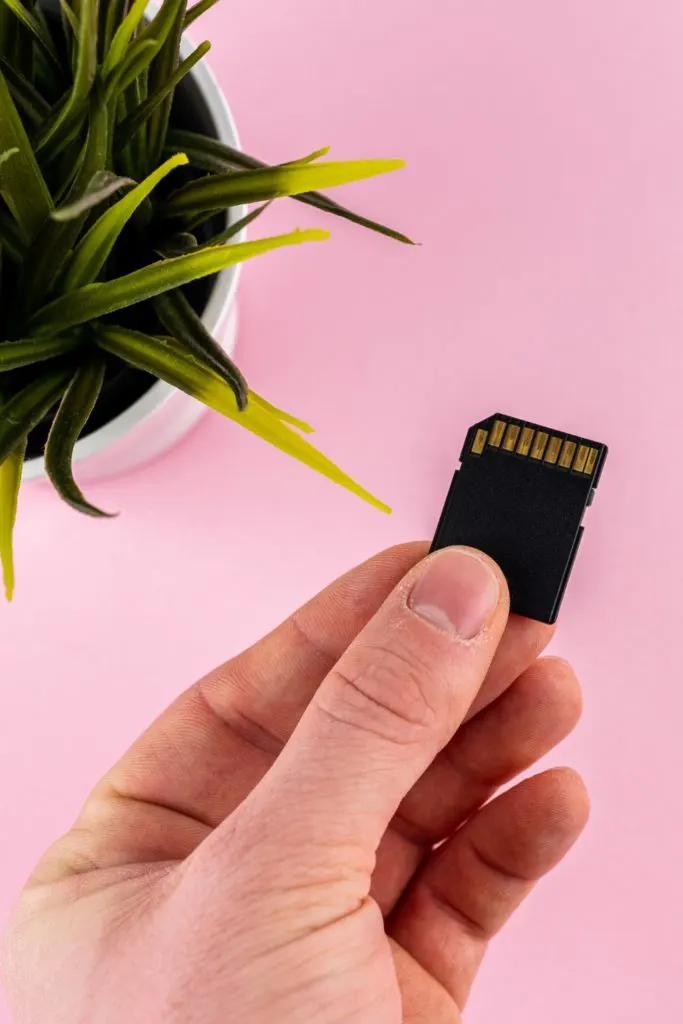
{"left": 431, "top": 413, "right": 608, "bottom": 624}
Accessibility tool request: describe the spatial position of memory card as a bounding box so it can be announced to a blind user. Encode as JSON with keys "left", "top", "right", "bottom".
{"left": 431, "top": 413, "right": 608, "bottom": 624}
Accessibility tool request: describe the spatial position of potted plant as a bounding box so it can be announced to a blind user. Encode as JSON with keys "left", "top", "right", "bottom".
{"left": 0, "top": 0, "right": 410, "bottom": 601}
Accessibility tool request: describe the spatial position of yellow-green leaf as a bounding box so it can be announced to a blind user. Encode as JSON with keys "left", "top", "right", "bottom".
{"left": 166, "top": 129, "right": 414, "bottom": 244}
{"left": 250, "top": 393, "right": 314, "bottom": 434}
{"left": 45, "top": 356, "right": 112, "bottom": 517}
{"left": 0, "top": 369, "right": 71, "bottom": 465}
{"left": 0, "top": 439, "right": 25, "bottom": 601}
{"left": 166, "top": 159, "right": 406, "bottom": 220}
{"left": 63, "top": 153, "right": 188, "bottom": 291}
{"left": 0, "top": 69, "right": 53, "bottom": 241}
{"left": 0, "top": 0, "right": 59, "bottom": 65}
{"left": 30, "top": 229, "right": 330, "bottom": 335}
{"left": 96, "top": 325, "right": 391, "bottom": 515}
{"left": 0, "top": 335, "right": 79, "bottom": 370}
{"left": 184, "top": 0, "right": 217, "bottom": 29}
{"left": 35, "top": 0, "right": 99, "bottom": 161}
{"left": 117, "top": 42, "right": 211, "bottom": 146}
{"left": 102, "top": 0, "right": 148, "bottom": 78}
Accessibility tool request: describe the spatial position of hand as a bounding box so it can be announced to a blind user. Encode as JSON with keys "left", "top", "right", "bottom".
{"left": 2, "top": 544, "right": 587, "bottom": 1023}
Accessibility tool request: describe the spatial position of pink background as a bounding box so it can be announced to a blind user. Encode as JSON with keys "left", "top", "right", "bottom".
{"left": 1, "top": 0, "right": 681, "bottom": 1019}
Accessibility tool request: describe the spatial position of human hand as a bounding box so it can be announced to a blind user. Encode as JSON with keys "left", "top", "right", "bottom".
{"left": 2, "top": 544, "right": 587, "bottom": 1023}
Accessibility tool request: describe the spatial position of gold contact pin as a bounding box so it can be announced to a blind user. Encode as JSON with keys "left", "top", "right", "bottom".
{"left": 517, "top": 426, "right": 535, "bottom": 456}
{"left": 559, "top": 440, "right": 577, "bottom": 469}
{"left": 489, "top": 420, "right": 506, "bottom": 447}
{"left": 584, "top": 447, "right": 599, "bottom": 476}
{"left": 531, "top": 431, "right": 549, "bottom": 460}
{"left": 471, "top": 428, "right": 488, "bottom": 455}
{"left": 545, "top": 436, "right": 562, "bottom": 464}
{"left": 503, "top": 424, "right": 520, "bottom": 451}
{"left": 573, "top": 445, "right": 590, "bottom": 473}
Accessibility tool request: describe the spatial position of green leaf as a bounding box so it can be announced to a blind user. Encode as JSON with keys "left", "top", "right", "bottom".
{"left": 59, "top": 0, "right": 78, "bottom": 37}
{"left": 0, "top": 58, "right": 51, "bottom": 127}
{"left": 101, "top": 0, "right": 128, "bottom": 56}
{"left": 165, "top": 128, "right": 235, "bottom": 173}
{"left": 44, "top": 354, "right": 112, "bottom": 516}
{"left": 0, "top": 68, "right": 53, "bottom": 240}
{"left": 35, "top": 0, "right": 99, "bottom": 161}
{"left": 144, "top": 0, "right": 187, "bottom": 172}
{"left": 30, "top": 229, "right": 329, "bottom": 335}
{"left": 139, "top": 0, "right": 186, "bottom": 49}
{"left": 166, "top": 129, "right": 414, "bottom": 244}
{"left": 102, "top": 0, "right": 148, "bottom": 78}
{"left": 0, "top": 0, "right": 60, "bottom": 66}
{"left": 62, "top": 152, "right": 188, "bottom": 291}
{"left": 282, "top": 147, "right": 331, "bottom": 167}
{"left": 0, "top": 1, "right": 17, "bottom": 57}
{"left": 51, "top": 171, "right": 135, "bottom": 222}
{"left": 105, "top": 39, "right": 160, "bottom": 101}
{"left": 0, "top": 367, "right": 71, "bottom": 465}
{"left": 0, "top": 204, "right": 24, "bottom": 260}
{"left": 184, "top": 0, "right": 218, "bottom": 29}
{"left": 154, "top": 288, "right": 248, "bottom": 409}
{"left": 0, "top": 436, "right": 25, "bottom": 600}
{"left": 117, "top": 41, "right": 211, "bottom": 146}
{"left": 96, "top": 325, "right": 391, "bottom": 514}
{"left": 155, "top": 230, "right": 197, "bottom": 257}
{"left": 166, "top": 159, "right": 405, "bottom": 220}
{"left": 20, "top": 93, "right": 109, "bottom": 309}
{"left": 195, "top": 202, "right": 271, "bottom": 250}
{"left": 0, "top": 335, "right": 79, "bottom": 370}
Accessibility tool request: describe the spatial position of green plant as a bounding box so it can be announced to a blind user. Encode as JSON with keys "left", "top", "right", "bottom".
{"left": 0, "top": 0, "right": 411, "bottom": 600}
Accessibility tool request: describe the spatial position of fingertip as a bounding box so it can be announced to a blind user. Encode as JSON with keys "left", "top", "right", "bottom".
{"left": 531, "top": 766, "right": 591, "bottom": 836}
{"left": 521, "top": 657, "right": 584, "bottom": 727}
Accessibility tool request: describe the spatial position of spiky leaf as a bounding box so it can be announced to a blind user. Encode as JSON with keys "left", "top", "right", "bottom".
{"left": 196, "top": 202, "right": 271, "bottom": 250}
{"left": 144, "top": 0, "right": 187, "bottom": 171}
{"left": 184, "top": 0, "right": 218, "bottom": 28}
{"left": 166, "top": 129, "right": 414, "bottom": 244}
{"left": 0, "top": 68, "right": 53, "bottom": 240}
{"left": 105, "top": 38, "right": 160, "bottom": 101}
{"left": 0, "top": 58, "right": 51, "bottom": 127}
{"left": 0, "top": 335, "right": 79, "bottom": 370}
{"left": 0, "top": 0, "right": 59, "bottom": 66}
{"left": 30, "top": 229, "right": 329, "bottom": 335}
{"left": 165, "top": 159, "right": 406, "bottom": 221}
{"left": 20, "top": 94, "right": 109, "bottom": 309}
{"left": 62, "top": 153, "right": 188, "bottom": 290}
{"left": 0, "top": 368, "right": 71, "bottom": 465}
{"left": 102, "top": 0, "right": 149, "bottom": 78}
{"left": 44, "top": 354, "right": 112, "bottom": 516}
{"left": 0, "top": 437, "right": 25, "bottom": 600}
{"left": 96, "top": 325, "right": 391, "bottom": 514}
{"left": 154, "top": 288, "right": 247, "bottom": 408}
{"left": 117, "top": 41, "right": 210, "bottom": 146}
{"left": 36, "top": 0, "right": 99, "bottom": 162}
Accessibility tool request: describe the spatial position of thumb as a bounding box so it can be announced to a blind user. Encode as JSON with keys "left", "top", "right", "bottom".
{"left": 245, "top": 546, "right": 509, "bottom": 860}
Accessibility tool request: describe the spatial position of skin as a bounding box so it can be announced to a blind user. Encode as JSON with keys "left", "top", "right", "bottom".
{"left": 1, "top": 543, "right": 588, "bottom": 1023}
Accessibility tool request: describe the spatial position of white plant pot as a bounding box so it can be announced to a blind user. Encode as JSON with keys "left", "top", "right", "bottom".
{"left": 23, "top": 40, "right": 245, "bottom": 484}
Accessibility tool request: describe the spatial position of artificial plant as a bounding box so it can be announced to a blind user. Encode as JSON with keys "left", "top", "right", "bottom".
{"left": 0, "top": 0, "right": 411, "bottom": 600}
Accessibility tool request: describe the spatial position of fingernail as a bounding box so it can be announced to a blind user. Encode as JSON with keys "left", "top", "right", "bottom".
{"left": 408, "top": 548, "right": 500, "bottom": 639}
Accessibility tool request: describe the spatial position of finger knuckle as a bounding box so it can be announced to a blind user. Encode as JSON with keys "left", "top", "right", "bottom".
{"left": 318, "top": 639, "right": 441, "bottom": 747}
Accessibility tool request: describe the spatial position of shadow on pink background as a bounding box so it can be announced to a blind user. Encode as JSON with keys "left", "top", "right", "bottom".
{"left": 1, "top": 1, "right": 681, "bottom": 1020}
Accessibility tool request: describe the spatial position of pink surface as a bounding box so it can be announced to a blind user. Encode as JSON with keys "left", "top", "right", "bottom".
{"left": 1, "top": 1, "right": 681, "bottom": 1020}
